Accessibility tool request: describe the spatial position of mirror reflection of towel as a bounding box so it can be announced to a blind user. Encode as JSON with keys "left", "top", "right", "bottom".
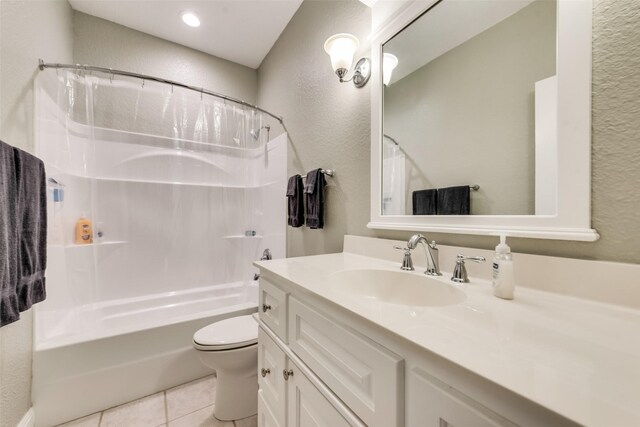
{"left": 437, "top": 186, "right": 470, "bottom": 215}
{"left": 304, "top": 168, "right": 326, "bottom": 229}
{"left": 412, "top": 189, "right": 437, "bottom": 215}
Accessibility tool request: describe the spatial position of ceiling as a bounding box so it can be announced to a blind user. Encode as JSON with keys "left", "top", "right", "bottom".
{"left": 384, "top": 0, "right": 536, "bottom": 84}
{"left": 68, "top": 0, "right": 304, "bottom": 69}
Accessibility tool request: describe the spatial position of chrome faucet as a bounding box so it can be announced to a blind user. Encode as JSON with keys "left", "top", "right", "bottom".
{"left": 394, "top": 234, "right": 442, "bottom": 276}
{"left": 451, "top": 254, "right": 486, "bottom": 283}
{"left": 408, "top": 234, "right": 442, "bottom": 276}
{"left": 260, "top": 248, "right": 272, "bottom": 261}
{"left": 254, "top": 249, "right": 273, "bottom": 280}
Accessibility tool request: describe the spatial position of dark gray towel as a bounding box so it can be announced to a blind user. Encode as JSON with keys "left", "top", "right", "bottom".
{"left": 437, "top": 185, "right": 470, "bottom": 215}
{"left": 0, "top": 141, "right": 20, "bottom": 326}
{"left": 303, "top": 169, "right": 326, "bottom": 229}
{"left": 1, "top": 141, "right": 47, "bottom": 327}
{"left": 286, "top": 175, "right": 304, "bottom": 228}
{"left": 412, "top": 189, "right": 437, "bottom": 215}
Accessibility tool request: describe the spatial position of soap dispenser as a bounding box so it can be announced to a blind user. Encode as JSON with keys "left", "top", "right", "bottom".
{"left": 492, "top": 235, "right": 515, "bottom": 299}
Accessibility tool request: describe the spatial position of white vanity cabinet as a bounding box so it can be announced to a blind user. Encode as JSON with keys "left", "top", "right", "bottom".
{"left": 258, "top": 325, "right": 365, "bottom": 427}
{"left": 257, "top": 274, "right": 577, "bottom": 427}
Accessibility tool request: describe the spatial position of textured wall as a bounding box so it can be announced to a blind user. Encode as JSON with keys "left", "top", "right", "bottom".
{"left": 261, "top": 0, "right": 640, "bottom": 264}
{"left": 384, "top": 0, "right": 556, "bottom": 215}
{"left": 0, "top": 1, "right": 74, "bottom": 426}
{"left": 258, "top": 0, "right": 375, "bottom": 256}
{"left": 73, "top": 11, "right": 258, "bottom": 104}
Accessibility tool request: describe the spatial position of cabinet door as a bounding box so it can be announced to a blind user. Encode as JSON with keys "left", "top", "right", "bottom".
{"left": 259, "top": 390, "right": 283, "bottom": 427}
{"left": 259, "top": 278, "right": 288, "bottom": 341}
{"left": 258, "top": 327, "right": 287, "bottom": 425}
{"left": 408, "top": 367, "right": 517, "bottom": 427}
{"left": 288, "top": 297, "right": 403, "bottom": 427}
{"left": 286, "top": 362, "right": 355, "bottom": 427}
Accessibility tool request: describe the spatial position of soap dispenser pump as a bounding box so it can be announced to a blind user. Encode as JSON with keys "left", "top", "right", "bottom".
{"left": 492, "top": 235, "right": 514, "bottom": 299}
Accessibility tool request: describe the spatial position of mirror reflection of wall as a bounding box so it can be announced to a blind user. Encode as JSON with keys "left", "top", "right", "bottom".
{"left": 382, "top": 0, "right": 557, "bottom": 216}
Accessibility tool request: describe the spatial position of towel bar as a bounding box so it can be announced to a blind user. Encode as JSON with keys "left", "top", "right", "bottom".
{"left": 302, "top": 169, "right": 334, "bottom": 179}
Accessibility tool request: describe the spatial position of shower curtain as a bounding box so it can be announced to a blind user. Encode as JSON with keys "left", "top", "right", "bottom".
{"left": 34, "top": 69, "right": 285, "bottom": 335}
{"left": 382, "top": 138, "right": 406, "bottom": 215}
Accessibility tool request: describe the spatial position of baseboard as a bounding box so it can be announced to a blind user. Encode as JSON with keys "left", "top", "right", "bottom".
{"left": 17, "top": 408, "right": 35, "bottom": 427}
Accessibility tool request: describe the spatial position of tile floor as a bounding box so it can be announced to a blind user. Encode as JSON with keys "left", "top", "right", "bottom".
{"left": 56, "top": 375, "right": 257, "bottom": 427}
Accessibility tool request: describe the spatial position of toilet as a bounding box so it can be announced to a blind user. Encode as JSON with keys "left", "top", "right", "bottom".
{"left": 193, "top": 314, "right": 258, "bottom": 421}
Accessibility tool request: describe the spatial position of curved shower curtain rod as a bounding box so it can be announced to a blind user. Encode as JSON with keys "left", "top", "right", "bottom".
{"left": 38, "top": 59, "right": 284, "bottom": 125}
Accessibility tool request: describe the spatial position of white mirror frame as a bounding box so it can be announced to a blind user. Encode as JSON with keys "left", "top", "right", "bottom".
{"left": 369, "top": 0, "right": 598, "bottom": 241}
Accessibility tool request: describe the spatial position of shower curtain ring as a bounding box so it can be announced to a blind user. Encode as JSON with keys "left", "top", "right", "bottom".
{"left": 200, "top": 88, "right": 203, "bottom": 100}
{"left": 109, "top": 68, "right": 114, "bottom": 84}
{"left": 142, "top": 79, "right": 145, "bottom": 89}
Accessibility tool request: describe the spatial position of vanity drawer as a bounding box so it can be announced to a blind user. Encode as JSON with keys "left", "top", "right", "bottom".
{"left": 288, "top": 296, "right": 404, "bottom": 427}
{"left": 259, "top": 278, "right": 288, "bottom": 341}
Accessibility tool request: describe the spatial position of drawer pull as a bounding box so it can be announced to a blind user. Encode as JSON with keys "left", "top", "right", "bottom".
{"left": 262, "top": 304, "right": 272, "bottom": 312}
{"left": 283, "top": 369, "right": 294, "bottom": 381}
{"left": 261, "top": 368, "right": 270, "bottom": 378}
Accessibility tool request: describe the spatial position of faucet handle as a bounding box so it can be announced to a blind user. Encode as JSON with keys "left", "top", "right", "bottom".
{"left": 456, "top": 254, "right": 486, "bottom": 263}
{"left": 451, "top": 254, "right": 486, "bottom": 283}
{"left": 393, "top": 245, "right": 415, "bottom": 271}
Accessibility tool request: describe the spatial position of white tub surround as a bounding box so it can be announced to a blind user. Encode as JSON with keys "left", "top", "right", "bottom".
{"left": 254, "top": 235, "right": 640, "bottom": 427}
{"left": 33, "top": 68, "right": 286, "bottom": 426}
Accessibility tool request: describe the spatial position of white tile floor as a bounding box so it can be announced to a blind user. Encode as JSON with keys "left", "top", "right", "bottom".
{"left": 56, "top": 375, "right": 257, "bottom": 427}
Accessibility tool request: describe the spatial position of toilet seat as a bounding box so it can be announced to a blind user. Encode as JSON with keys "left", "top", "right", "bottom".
{"left": 193, "top": 315, "right": 258, "bottom": 351}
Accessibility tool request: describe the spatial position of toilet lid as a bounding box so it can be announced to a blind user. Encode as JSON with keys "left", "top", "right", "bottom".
{"left": 193, "top": 315, "right": 258, "bottom": 350}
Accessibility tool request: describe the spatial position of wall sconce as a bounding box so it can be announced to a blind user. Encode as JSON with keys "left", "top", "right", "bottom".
{"left": 324, "top": 33, "right": 371, "bottom": 88}
{"left": 383, "top": 53, "right": 398, "bottom": 86}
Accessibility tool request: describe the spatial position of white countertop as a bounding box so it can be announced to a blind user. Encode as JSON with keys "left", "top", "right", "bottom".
{"left": 255, "top": 252, "right": 640, "bottom": 427}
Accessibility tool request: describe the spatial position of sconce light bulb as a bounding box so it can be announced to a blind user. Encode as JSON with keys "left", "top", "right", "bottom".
{"left": 383, "top": 53, "right": 399, "bottom": 86}
{"left": 324, "top": 34, "right": 360, "bottom": 74}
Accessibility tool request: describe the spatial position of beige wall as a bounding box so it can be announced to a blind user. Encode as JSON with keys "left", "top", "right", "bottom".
{"left": 384, "top": 0, "right": 556, "bottom": 215}
{"left": 262, "top": 0, "right": 640, "bottom": 265}
{"left": 0, "top": 1, "right": 74, "bottom": 426}
{"left": 73, "top": 11, "right": 258, "bottom": 104}
{"left": 258, "top": 0, "right": 375, "bottom": 257}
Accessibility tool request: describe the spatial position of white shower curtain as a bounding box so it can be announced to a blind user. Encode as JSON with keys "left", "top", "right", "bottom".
{"left": 34, "top": 69, "right": 286, "bottom": 342}
{"left": 382, "top": 138, "right": 406, "bottom": 215}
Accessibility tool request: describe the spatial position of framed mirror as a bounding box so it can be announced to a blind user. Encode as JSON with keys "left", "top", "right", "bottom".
{"left": 369, "top": 0, "right": 598, "bottom": 241}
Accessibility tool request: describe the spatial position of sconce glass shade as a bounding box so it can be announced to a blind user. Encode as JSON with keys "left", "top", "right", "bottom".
{"left": 383, "top": 53, "right": 399, "bottom": 86}
{"left": 324, "top": 33, "right": 360, "bottom": 76}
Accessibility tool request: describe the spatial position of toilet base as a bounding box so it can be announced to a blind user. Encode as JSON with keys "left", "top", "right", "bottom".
{"left": 214, "top": 368, "right": 258, "bottom": 421}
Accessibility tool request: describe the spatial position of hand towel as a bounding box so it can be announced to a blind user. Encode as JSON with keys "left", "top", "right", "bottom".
{"left": 412, "top": 189, "right": 437, "bottom": 215}
{"left": 286, "top": 175, "right": 304, "bottom": 228}
{"left": 303, "top": 168, "right": 326, "bottom": 229}
{"left": 1, "top": 141, "right": 48, "bottom": 327}
{"left": 437, "top": 185, "right": 470, "bottom": 215}
{"left": 0, "top": 141, "right": 20, "bottom": 326}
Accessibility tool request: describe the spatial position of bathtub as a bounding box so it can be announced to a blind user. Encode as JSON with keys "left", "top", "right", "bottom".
{"left": 33, "top": 281, "right": 258, "bottom": 427}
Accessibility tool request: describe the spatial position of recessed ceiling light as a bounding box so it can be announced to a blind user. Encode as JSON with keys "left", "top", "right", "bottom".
{"left": 181, "top": 12, "right": 200, "bottom": 28}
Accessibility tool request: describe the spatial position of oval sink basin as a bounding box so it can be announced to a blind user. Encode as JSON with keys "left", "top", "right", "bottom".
{"left": 328, "top": 269, "right": 466, "bottom": 307}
